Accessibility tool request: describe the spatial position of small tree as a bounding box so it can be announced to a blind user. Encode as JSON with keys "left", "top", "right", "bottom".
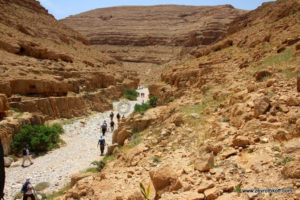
{"left": 11, "top": 124, "right": 64, "bottom": 155}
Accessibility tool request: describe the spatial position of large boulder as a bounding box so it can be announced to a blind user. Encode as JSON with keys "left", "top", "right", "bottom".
{"left": 150, "top": 166, "right": 182, "bottom": 199}
{"left": 232, "top": 136, "right": 250, "bottom": 148}
{"left": 4, "top": 157, "right": 13, "bottom": 167}
{"left": 282, "top": 161, "right": 300, "bottom": 179}
{"left": 106, "top": 143, "right": 119, "bottom": 156}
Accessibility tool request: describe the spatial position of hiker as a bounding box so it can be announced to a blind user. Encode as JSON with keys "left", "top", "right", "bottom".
{"left": 110, "top": 120, "right": 115, "bottom": 132}
{"left": 122, "top": 114, "right": 125, "bottom": 119}
{"left": 109, "top": 111, "right": 114, "bottom": 121}
{"left": 97, "top": 136, "right": 106, "bottom": 156}
{"left": 22, "top": 146, "right": 33, "bottom": 167}
{"left": 21, "top": 177, "right": 35, "bottom": 200}
{"left": 116, "top": 113, "right": 121, "bottom": 123}
{"left": 101, "top": 121, "right": 107, "bottom": 136}
{"left": 141, "top": 93, "right": 145, "bottom": 98}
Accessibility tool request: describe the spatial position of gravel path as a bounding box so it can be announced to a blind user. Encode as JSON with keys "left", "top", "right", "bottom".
{"left": 4, "top": 87, "right": 149, "bottom": 199}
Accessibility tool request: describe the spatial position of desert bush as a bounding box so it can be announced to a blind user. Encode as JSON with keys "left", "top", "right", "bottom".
{"left": 91, "top": 160, "right": 106, "bottom": 172}
{"left": 168, "top": 97, "right": 175, "bottom": 103}
{"left": 134, "top": 103, "right": 152, "bottom": 113}
{"left": 124, "top": 88, "right": 138, "bottom": 100}
{"left": 11, "top": 124, "right": 64, "bottom": 155}
{"left": 149, "top": 96, "right": 158, "bottom": 107}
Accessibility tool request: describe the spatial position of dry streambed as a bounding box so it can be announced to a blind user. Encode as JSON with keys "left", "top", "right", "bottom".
{"left": 5, "top": 88, "right": 149, "bottom": 199}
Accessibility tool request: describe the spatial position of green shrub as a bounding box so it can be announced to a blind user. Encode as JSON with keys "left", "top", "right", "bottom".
{"left": 153, "top": 157, "right": 161, "bottom": 163}
{"left": 11, "top": 124, "right": 64, "bottom": 155}
{"left": 124, "top": 88, "right": 138, "bottom": 100}
{"left": 168, "top": 97, "right": 175, "bottom": 103}
{"left": 91, "top": 160, "right": 106, "bottom": 172}
{"left": 149, "top": 96, "right": 158, "bottom": 107}
{"left": 234, "top": 185, "right": 242, "bottom": 193}
{"left": 134, "top": 103, "right": 152, "bottom": 113}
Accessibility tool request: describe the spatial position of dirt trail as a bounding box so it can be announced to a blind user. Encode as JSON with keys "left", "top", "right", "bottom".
{"left": 5, "top": 87, "right": 149, "bottom": 199}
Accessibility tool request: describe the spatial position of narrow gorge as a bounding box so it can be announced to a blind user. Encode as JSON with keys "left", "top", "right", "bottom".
{"left": 1, "top": 0, "right": 300, "bottom": 200}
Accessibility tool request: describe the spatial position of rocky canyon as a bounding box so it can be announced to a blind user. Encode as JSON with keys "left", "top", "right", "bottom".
{"left": 1, "top": 0, "right": 300, "bottom": 200}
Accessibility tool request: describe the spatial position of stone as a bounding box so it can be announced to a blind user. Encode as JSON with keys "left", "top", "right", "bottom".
{"left": 4, "top": 157, "right": 13, "bottom": 167}
{"left": 71, "top": 173, "right": 94, "bottom": 187}
{"left": 254, "top": 70, "right": 272, "bottom": 81}
{"left": 282, "top": 161, "right": 300, "bottom": 179}
{"left": 206, "top": 144, "right": 223, "bottom": 155}
{"left": 286, "top": 97, "right": 300, "bottom": 106}
{"left": 204, "top": 188, "right": 222, "bottom": 200}
{"left": 194, "top": 152, "right": 214, "bottom": 172}
{"left": 150, "top": 165, "right": 181, "bottom": 199}
{"left": 221, "top": 148, "right": 237, "bottom": 159}
{"left": 232, "top": 136, "right": 250, "bottom": 148}
{"left": 106, "top": 143, "right": 119, "bottom": 156}
{"left": 190, "top": 113, "right": 200, "bottom": 119}
{"left": 253, "top": 97, "right": 270, "bottom": 117}
{"left": 273, "top": 129, "right": 288, "bottom": 141}
{"left": 197, "top": 181, "right": 215, "bottom": 193}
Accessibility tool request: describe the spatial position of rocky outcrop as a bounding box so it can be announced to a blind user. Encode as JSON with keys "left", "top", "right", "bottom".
{"left": 0, "top": 94, "right": 8, "bottom": 113}
{"left": 62, "top": 5, "right": 245, "bottom": 48}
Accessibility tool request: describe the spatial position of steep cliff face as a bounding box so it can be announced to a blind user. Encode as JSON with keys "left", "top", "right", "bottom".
{"left": 62, "top": 5, "right": 246, "bottom": 84}
{"left": 63, "top": 5, "right": 244, "bottom": 47}
{"left": 0, "top": 0, "right": 138, "bottom": 153}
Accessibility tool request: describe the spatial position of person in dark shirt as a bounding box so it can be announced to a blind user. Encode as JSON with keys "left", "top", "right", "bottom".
{"left": 97, "top": 136, "right": 106, "bottom": 156}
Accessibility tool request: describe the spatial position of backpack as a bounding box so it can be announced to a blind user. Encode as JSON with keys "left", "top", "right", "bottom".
{"left": 101, "top": 124, "right": 107, "bottom": 130}
{"left": 21, "top": 182, "right": 29, "bottom": 193}
{"left": 99, "top": 139, "right": 105, "bottom": 146}
{"left": 22, "top": 149, "right": 27, "bottom": 156}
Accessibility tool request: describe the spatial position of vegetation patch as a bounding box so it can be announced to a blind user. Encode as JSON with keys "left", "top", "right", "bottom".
{"left": 149, "top": 96, "right": 158, "bottom": 107}
{"left": 91, "top": 160, "right": 106, "bottom": 172}
{"left": 153, "top": 157, "right": 161, "bottom": 163}
{"left": 35, "top": 182, "right": 51, "bottom": 192}
{"left": 168, "top": 97, "right": 175, "bottom": 103}
{"left": 46, "top": 184, "right": 71, "bottom": 200}
{"left": 134, "top": 103, "right": 152, "bottom": 113}
{"left": 124, "top": 88, "right": 138, "bottom": 100}
{"left": 11, "top": 124, "right": 64, "bottom": 155}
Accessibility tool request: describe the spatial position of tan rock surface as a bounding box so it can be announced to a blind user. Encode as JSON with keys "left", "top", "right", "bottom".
{"left": 62, "top": 5, "right": 246, "bottom": 84}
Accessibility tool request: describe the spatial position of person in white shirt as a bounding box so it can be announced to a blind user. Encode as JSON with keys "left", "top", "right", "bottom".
{"left": 22, "top": 146, "right": 33, "bottom": 167}
{"left": 22, "top": 177, "right": 35, "bottom": 200}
